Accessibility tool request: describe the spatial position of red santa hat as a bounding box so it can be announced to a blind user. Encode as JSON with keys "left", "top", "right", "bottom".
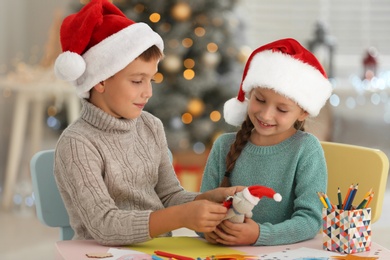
{"left": 224, "top": 38, "right": 332, "bottom": 126}
{"left": 242, "top": 185, "right": 282, "bottom": 205}
{"left": 54, "top": 0, "right": 164, "bottom": 98}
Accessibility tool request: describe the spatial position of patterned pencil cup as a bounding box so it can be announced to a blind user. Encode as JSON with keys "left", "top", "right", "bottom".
{"left": 322, "top": 208, "right": 372, "bottom": 254}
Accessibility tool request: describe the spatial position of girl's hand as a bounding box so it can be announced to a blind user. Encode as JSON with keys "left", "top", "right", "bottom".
{"left": 196, "top": 186, "right": 246, "bottom": 203}
{"left": 203, "top": 231, "right": 220, "bottom": 244}
{"left": 213, "top": 217, "right": 260, "bottom": 246}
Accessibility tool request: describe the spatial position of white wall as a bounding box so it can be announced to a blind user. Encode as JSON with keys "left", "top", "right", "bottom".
{"left": 0, "top": 0, "right": 69, "bottom": 188}
{"left": 0, "top": 0, "right": 69, "bottom": 72}
{"left": 236, "top": 0, "right": 390, "bottom": 79}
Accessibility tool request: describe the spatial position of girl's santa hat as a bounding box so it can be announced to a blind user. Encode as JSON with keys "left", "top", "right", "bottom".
{"left": 54, "top": 0, "right": 164, "bottom": 99}
{"left": 243, "top": 185, "right": 282, "bottom": 205}
{"left": 224, "top": 38, "right": 332, "bottom": 126}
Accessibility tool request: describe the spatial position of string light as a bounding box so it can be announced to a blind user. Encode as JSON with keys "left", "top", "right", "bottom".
{"left": 171, "top": 2, "right": 191, "bottom": 21}
{"left": 187, "top": 98, "right": 205, "bottom": 117}
{"left": 153, "top": 72, "right": 164, "bottom": 84}
{"left": 194, "top": 27, "right": 206, "bottom": 37}
{"left": 193, "top": 142, "right": 206, "bottom": 154}
{"left": 169, "top": 39, "right": 180, "bottom": 49}
{"left": 134, "top": 4, "right": 145, "bottom": 13}
{"left": 210, "top": 111, "right": 221, "bottom": 122}
{"left": 184, "top": 58, "right": 195, "bottom": 69}
{"left": 47, "top": 105, "right": 57, "bottom": 117}
{"left": 238, "top": 46, "right": 252, "bottom": 63}
{"left": 207, "top": 43, "right": 218, "bottom": 53}
{"left": 329, "top": 94, "right": 340, "bottom": 107}
{"left": 182, "top": 113, "right": 193, "bottom": 124}
{"left": 182, "top": 38, "right": 193, "bottom": 48}
{"left": 183, "top": 69, "right": 195, "bottom": 80}
{"left": 160, "top": 23, "right": 171, "bottom": 33}
{"left": 149, "top": 13, "right": 161, "bottom": 23}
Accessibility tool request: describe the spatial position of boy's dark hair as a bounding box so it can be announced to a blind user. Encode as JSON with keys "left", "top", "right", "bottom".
{"left": 139, "top": 45, "right": 164, "bottom": 61}
{"left": 220, "top": 115, "right": 305, "bottom": 187}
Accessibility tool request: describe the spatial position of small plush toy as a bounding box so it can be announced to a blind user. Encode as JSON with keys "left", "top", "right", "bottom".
{"left": 222, "top": 185, "right": 282, "bottom": 223}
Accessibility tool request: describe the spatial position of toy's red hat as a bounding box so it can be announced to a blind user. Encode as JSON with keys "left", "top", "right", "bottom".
{"left": 242, "top": 185, "right": 282, "bottom": 205}
{"left": 223, "top": 38, "right": 332, "bottom": 126}
{"left": 54, "top": 0, "right": 164, "bottom": 98}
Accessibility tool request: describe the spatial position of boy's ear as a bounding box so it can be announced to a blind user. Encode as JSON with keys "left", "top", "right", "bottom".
{"left": 93, "top": 82, "right": 105, "bottom": 93}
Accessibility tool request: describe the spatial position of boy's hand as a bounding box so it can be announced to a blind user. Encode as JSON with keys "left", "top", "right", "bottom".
{"left": 196, "top": 186, "right": 246, "bottom": 203}
{"left": 180, "top": 200, "right": 227, "bottom": 233}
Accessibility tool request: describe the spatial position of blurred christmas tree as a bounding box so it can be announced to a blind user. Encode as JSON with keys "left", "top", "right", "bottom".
{"left": 76, "top": 0, "right": 249, "bottom": 152}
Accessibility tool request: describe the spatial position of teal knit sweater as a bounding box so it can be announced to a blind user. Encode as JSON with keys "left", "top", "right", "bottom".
{"left": 200, "top": 131, "right": 327, "bottom": 246}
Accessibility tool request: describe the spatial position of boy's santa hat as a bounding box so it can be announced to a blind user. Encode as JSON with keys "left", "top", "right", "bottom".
{"left": 224, "top": 38, "right": 332, "bottom": 126}
{"left": 54, "top": 0, "right": 164, "bottom": 99}
{"left": 243, "top": 185, "right": 282, "bottom": 205}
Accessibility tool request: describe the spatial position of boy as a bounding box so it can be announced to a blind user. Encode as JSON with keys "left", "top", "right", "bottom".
{"left": 54, "top": 0, "right": 240, "bottom": 246}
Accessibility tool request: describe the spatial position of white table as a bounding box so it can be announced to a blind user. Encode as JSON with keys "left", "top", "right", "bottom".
{"left": 0, "top": 78, "right": 80, "bottom": 210}
{"left": 54, "top": 234, "right": 390, "bottom": 260}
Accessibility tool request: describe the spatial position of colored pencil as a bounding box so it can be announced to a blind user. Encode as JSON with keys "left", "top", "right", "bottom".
{"left": 337, "top": 187, "right": 343, "bottom": 209}
{"left": 322, "top": 192, "right": 333, "bottom": 209}
{"left": 317, "top": 191, "right": 328, "bottom": 208}
{"left": 342, "top": 183, "right": 354, "bottom": 209}
{"left": 154, "top": 250, "right": 195, "bottom": 260}
{"left": 356, "top": 195, "right": 369, "bottom": 209}
{"left": 365, "top": 192, "right": 375, "bottom": 208}
{"left": 344, "top": 183, "right": 358, "bottom": 210}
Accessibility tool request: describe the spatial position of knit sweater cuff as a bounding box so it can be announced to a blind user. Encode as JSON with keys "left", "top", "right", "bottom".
{"left": 183, "top": 191, "right": 200, "bottom": 203}
{"left": 256, "top": 223, "right": 271, "bottom": 246}
{"left": 127, "top": 210, "right": 153, "bottom": 244}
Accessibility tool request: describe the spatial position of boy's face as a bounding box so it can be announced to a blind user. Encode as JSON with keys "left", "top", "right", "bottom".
{"left": 91, "top": 57, "right": 159, "bottom": 119}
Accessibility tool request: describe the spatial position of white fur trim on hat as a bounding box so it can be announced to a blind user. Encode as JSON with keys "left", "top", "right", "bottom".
{"left": 242, "top": 50, "right": 332, "bottom": 117}
{"left": 223, "top": 97, "right": 249, "bottom": 126}
{"left": 74, "top": 23, "right": 164, "bottom": 99}
{"left": 242, "top": 187, "right": 260, "bottom": 205}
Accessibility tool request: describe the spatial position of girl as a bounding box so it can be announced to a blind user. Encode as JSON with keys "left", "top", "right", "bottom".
{"left": 199, "top": 38, "right": 333, "bottom": 246}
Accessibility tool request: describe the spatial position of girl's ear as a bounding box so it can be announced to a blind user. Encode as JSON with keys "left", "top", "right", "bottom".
{"left": 298, "top": 111, "right": 309, "bottom": 122}
{"left": 93, "top": 82, "right": 105, "bottom": 93}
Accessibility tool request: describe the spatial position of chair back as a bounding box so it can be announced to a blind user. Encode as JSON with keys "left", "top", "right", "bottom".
{"left": 30, "top": 149, "right": 74, "bottom": 240}
{"left": 30, "top": 148, "right": 173, "bottom": 240}
{"left": 321, "top": 141, "right": 389, "bottom": 223}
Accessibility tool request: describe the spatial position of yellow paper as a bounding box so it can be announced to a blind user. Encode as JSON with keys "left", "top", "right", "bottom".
{"left": 125, "top": 236, "right": 246, "bottom": 258}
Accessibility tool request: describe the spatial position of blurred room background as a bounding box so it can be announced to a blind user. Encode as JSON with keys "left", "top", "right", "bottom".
{"left": 1, "top": 0, "right": 390, "bottom": 259}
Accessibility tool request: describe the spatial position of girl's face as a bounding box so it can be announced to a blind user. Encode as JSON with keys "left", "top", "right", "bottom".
{"left": 90, "top": 57, "right": 159, "bottom": 119}
{"left": 248, "top": 87, "right": 308, "bottom": 146}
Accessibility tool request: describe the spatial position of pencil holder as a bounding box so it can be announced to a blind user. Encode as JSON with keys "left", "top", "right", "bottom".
{"left": 322, "top": 208, "right": 372, "bottom": 254}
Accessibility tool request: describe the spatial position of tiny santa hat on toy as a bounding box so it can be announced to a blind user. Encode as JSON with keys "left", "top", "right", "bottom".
{"left": 224, "top": 38, "right": 332, "bottom": 126}
{"left": 242, "top": 185, "right": 282, "bottom": 205}
{"left": 54, "top": 0, "right": 164, "bottom": 99}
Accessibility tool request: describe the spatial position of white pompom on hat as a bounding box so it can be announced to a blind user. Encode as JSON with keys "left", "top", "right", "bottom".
{"left": 224, "top": 38, "right": 332, "bottom": 126}
{"left": 242, "top": 185, "right": 282, "bottom": 205}
{"left": 54, "top": 0, "right": 164, "bottom": 98}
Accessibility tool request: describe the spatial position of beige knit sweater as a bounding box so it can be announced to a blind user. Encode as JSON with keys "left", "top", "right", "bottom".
{"left": 54, "top": 100, "right": 198, "bottom": 246}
